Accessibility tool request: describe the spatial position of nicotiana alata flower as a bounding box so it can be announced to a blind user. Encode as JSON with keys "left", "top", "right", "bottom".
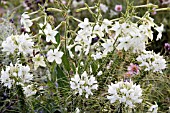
{"left": 107, "top": 80, "right": 143, "bottom": 108}
{"left": 47, "top": 47, "right": 64, "bottom": 64}
{"left": 44, "top": 23, "right": 58, "bottom": 44}
{"left": 20, "top": 12, "right": 33, "bottom": 32}
{"left": 101, "top": 19, "right": 112, "bottom": 33}
{"left": 154, "top": 24, "right": 164, "bottom": 41}
{"left": 70, "top": 71, "right": 98, "bottom": 98}
{"left": 116, "top": 36, "right": 132, "bottom": 51}
{"left": 32, "top": 54, "right": 46, "bottom": 69}
{"left": 100, "top": 3, "right": 108, "bottom": 13}
{"left": 136, "top": 51, "right": 166, "bottom": 73}
{"left": 147, "top": 103, "right": 158, "bottom": 113}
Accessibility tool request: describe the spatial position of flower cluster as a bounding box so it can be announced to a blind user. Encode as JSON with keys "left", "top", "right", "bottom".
{"left": 67, "top": 18, "right": 113, "bottom": 60}
{"left": 107, "top": 80, "right": 142, "bottom": 108}
{"left": 70, "top": 71, "right": 98, "bottom": 98}
{"left": 1, "top": 33, "right": 34, "bottom": 56}
{"left": 0, "top": 63, "right": 36, "bottom": 97}
{"left": 112, "top": 17, "right": 163, "bottom": 53}
{"left": 136, "top": 51, "right": 166, "bottom": 73}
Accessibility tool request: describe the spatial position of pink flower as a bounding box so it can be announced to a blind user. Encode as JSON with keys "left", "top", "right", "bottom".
{"left": 115, "top": 5, "right": 122, "bottom": 12}
{"left": 151, "top": 8, "right": 157, "bottom": 15}
{"left": 127, "top": 63, "right": 140, "bottom": 75}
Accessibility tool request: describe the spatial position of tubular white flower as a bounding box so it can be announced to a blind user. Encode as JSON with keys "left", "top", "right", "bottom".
{"left": 155, "top": 24, "right": 164, "bottom": 41}
{"left": 148, "top": 103, "right": 158, "bottom": 113}
{"left": 101, "top": 19, "right": 112, "bottom": 33}
{"left": 21, "top": 12, "right": 33, "bottom": 32}
{"left": 32, "top": 54, "right": 46, "bottom": 69}
{"left": 44, "top": 23, "right": 58, "bottom": 44}
{"left": 47, "top": 48, "right": 64, "bottom": 64}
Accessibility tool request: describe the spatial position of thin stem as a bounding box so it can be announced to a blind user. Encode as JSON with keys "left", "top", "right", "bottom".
{"left": 46, "top": 8, "right": 63, "bottom": 12}
{"left": 76, "top": 6, "right": 97, "bottom": 12}
{"left": 134, "top": 4, "right": 158, "bottom": 8}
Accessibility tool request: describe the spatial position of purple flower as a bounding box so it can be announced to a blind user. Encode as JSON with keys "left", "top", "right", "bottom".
{"left": 115, "top": 5, "right": 122, "bottom": 12}
{"left": 164, "top": 43, "right": 170, "bottom": 51}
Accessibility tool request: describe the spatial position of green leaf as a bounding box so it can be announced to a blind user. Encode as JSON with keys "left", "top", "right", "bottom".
{"left": 55, "top": 65, "right": 69, "bottom": 88}
{"left": 55, "top": 33, "right": 60, "bottom": 47}
{"left": 62, "top": 51, "right": 71, "bottom": 72}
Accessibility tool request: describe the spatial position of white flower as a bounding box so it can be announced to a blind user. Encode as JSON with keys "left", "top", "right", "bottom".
{"left": 109, "top": 10, "right": 118, "bottom": 17}
{"left": 102, "top": 39, "right": 114, "bottom": 56}
{"left": 70, "top": 73, "right": 85, "bottom": 95}
{"left": 0, "top": 63, "right": 33, "bottom": 88}
{"left": 72, "top": 0, "right": 84, "bottom": 7}
{"left": 0, "top": 68, "right": 13, "bottom": 88}
{"left": 1, "top": 35, "right": 18, "bottom": 55}
{"left": 148, "top": 103, "right": 158, "bottom": 113}
{"left": 44, "top": 23, "right": 58, "bottom": 44}
{"left": 23, "top": 85, "right": 36, "bottom": 97}
{"left": 107, "top": 80, "right": 142, "bottom": 108}
{"left": 100, "top": 3, "right": 108, "bottom": 13}
{"left": 32, "top": 54, "right": 46, "bottom": 69}
{"left": 75, "top": 108, "right": 80, "bottom": 113}
{"left": 155, "top": 24, "right": 164, "bottom": 41}
{"left": 91, "top": 52, "right": 102, "bottom": 60}
{"left": 136, "top": 51, "right": 166, "bottom": 73}
{"left": 93, "top": 24, "right": 104, "bottom": 38}
{"left": 18, "top": 65, "right": 33, "bottom": 83}
{"left": 78, "top": 18, "right": 91, "bottom": 30}
{"left": 70, "top": 71, "right": 98, "bottom": 98}
{"left": 21, "top": 12, "right": 33, "bottom": 32}
{"left": 116, "top": 36, "right": 131, "bottom": 51}
{"left": 16, "top": 33, "right": 34, "bottom": 55}
{"left": 47, "top": 48, "right": 64, "bottom": 64}
{"left": 110, "top": 21, "right": 121, "bottom": 38}
{"left": 97, "top": 71, "right": 103, "bottom": 76}
{"left": 101, "top": 19, "right": 112, "bottom": 33}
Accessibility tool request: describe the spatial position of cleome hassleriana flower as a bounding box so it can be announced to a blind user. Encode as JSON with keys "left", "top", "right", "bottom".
{"left": 0, "top": 62, "right": 36, "bottom": 97}
{"left": 136, "top": 50, "right": 166, "bottom": 73}
{"left": 107, "top": 80, "right": 143, "bottom": 108}
{"left": 70, "top": 71, "right": 98, "bottom": 98}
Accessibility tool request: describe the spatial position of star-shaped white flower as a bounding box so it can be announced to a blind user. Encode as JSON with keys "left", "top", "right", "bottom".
{"left": 21, "top": 12, "right": 33, "bottom": 32}
{"left": 155, "top": 24, "right": 164, "bottom": 41}
{"left": 101, "top": 19, "right": 112, "bottom": 33}
{"left": 44, "top": 23, "right": 58, "bottom": 44}
{"left": 93, "top": 24, "right": 104, "bottom": 38}
{"left": 32, "top": 54, "right": 46, "bottom": 69}
{"left": 47, "top": 48, "right": 64, "bottom": 64}
{"left": 78, "top": 18, "right": 90, "bottom": 29}
{"left": 116, "top": 36, "right": 132, "bottom": 51}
